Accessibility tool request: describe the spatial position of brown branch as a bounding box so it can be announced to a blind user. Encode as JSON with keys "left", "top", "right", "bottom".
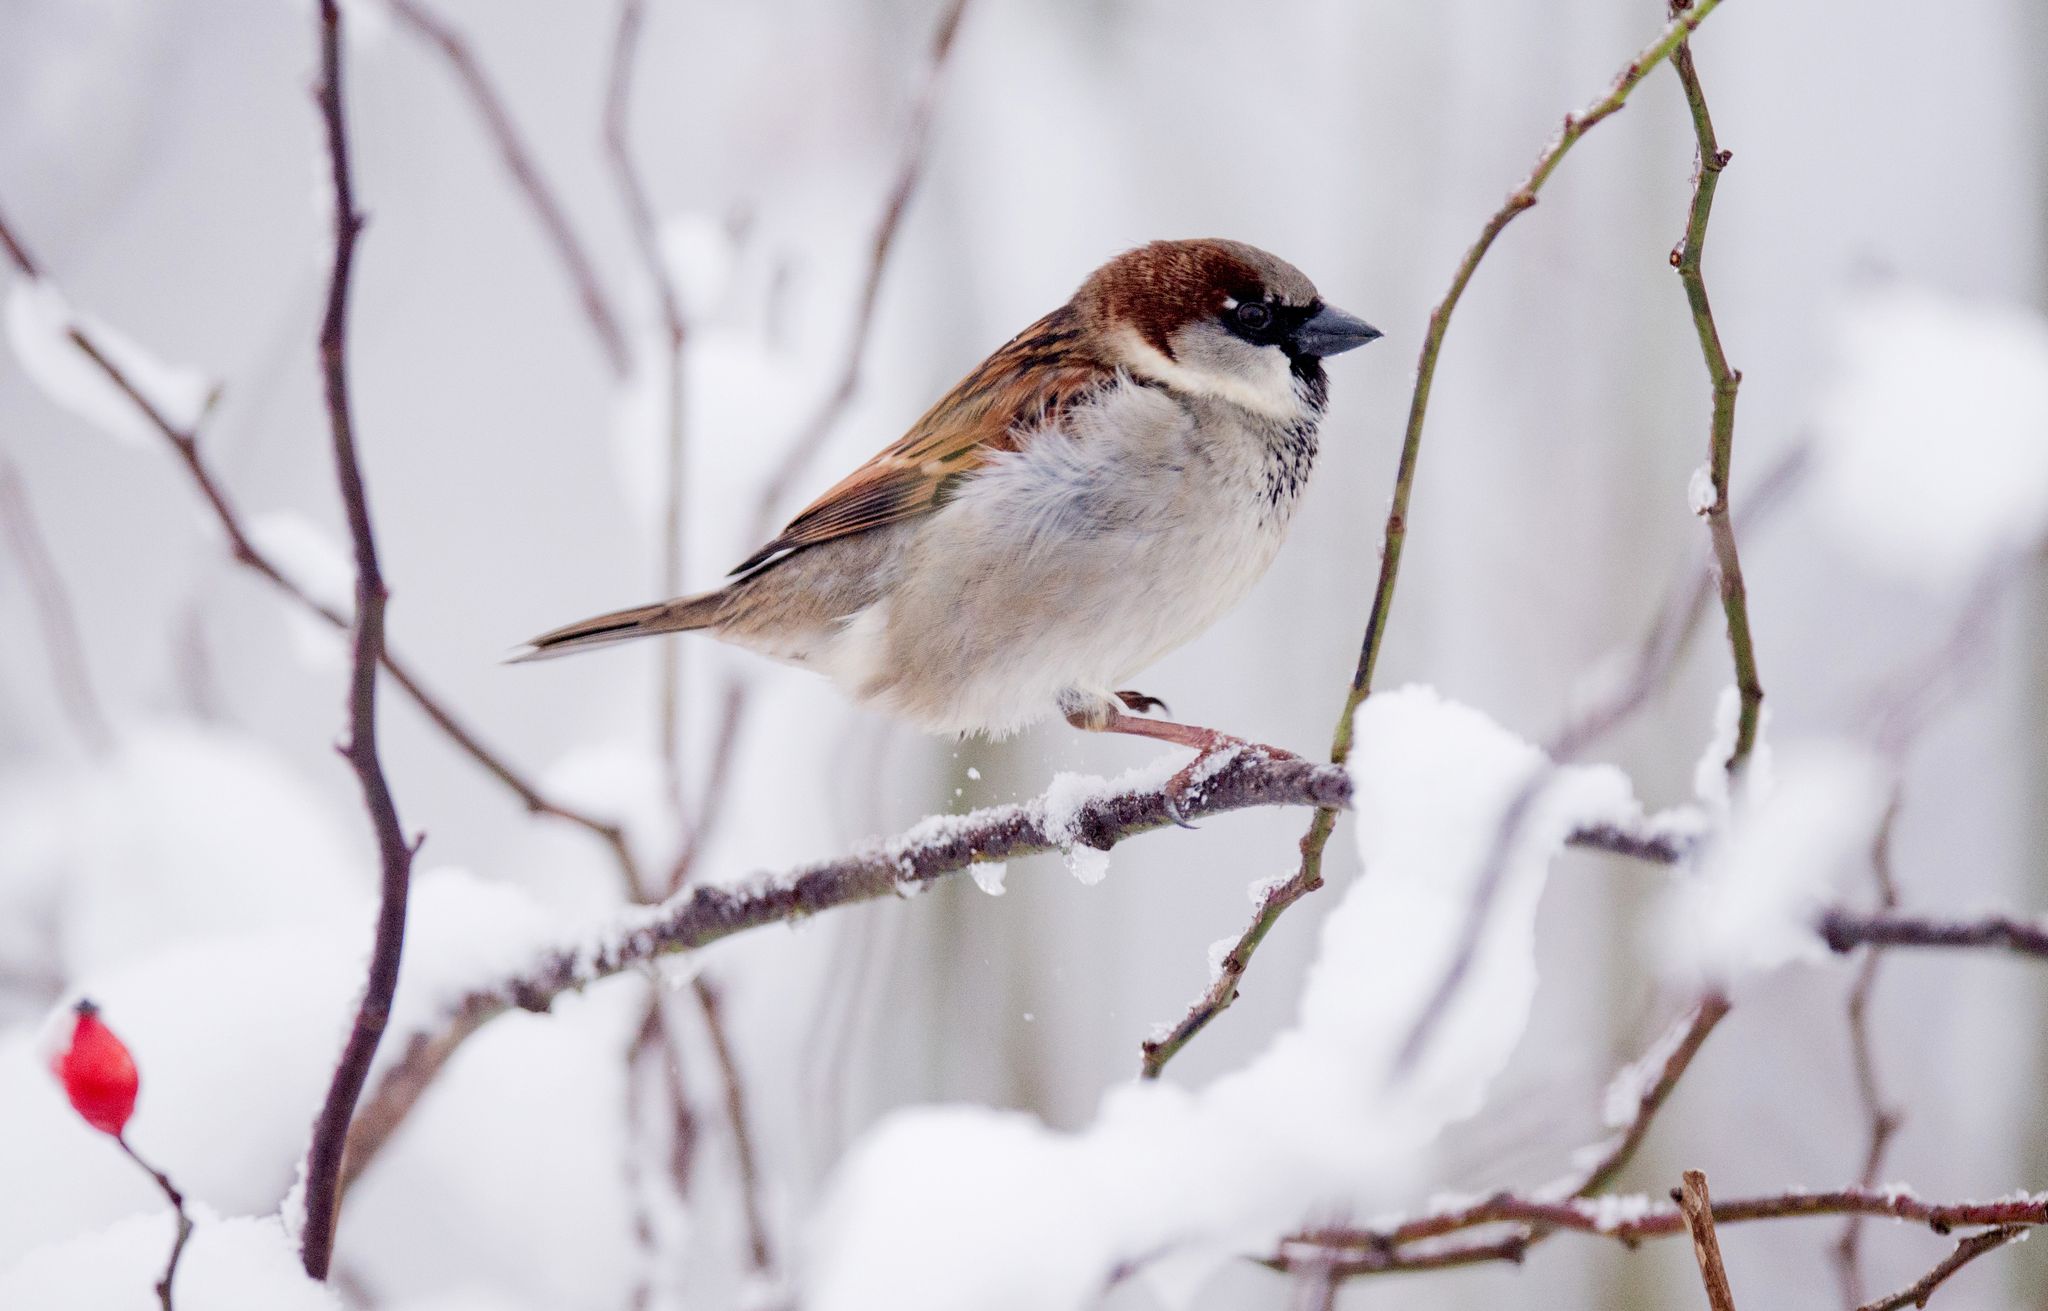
{"left": 300, "top": 2, "right": 418, "bottom": 1279}
{"left": 691, "top": 978, "right": 774, "bottom": 1276}
{"left": 749, "top": 0, "right": 972, "bottom": 537}
{"left": 1836, "top": 796, "right": 1906, "bottom": 1308}
{"left": 116, "top": 1136, "right": 192, "bottom": 1311}
{"left": 0, "top": 457, "right": 115, "bottom": 754}
{"left": 1820, "top": 908, "right": 2048, "bottom": 960}
{"left": 344, "top": 752, "right": 1354, "bottom": 1178}
{"left": 668, "top": 676, "right": 748, "bottom": 893}
{"left": 622, "top": 995, "right": 699, "bottom": 1311}
{"left": 383, "top": 0, "right": 630, "bottom": 377}
{"left": 1678, "top": 1170, "right": 1741, "bottom": 1311}
{"left": 0, "top": 203, "right": 643, "bottom": 885}
{"left": 1856, "top": 1226, "right": 2027, "bottom": 1311}
{"left": 602, "top": 0, "right": 693, "bottom": 816}
{"left": 1668, "top": 3, "right": 1761, "bottom": 771}
{"left": 1284, "top": 1187, "right": 2048, "bottom": 1279}
{"left": 1567, "top": 992, "right": 1731, "bottom": 1197}
{"left": 1143, "top": 0, "right": 1730, "bottom": 1079}
{"left": 0, "top": 201, "right": 42, "bottom": 277}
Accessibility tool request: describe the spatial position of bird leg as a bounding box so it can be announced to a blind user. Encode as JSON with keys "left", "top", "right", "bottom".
{"left": 1061, "top": 695, "right": 1297, "bottom": 828}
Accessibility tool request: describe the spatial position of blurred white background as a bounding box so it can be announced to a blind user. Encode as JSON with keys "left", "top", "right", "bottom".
{"left": 1, "top": 0, "right": 2045, "bottom": 1307}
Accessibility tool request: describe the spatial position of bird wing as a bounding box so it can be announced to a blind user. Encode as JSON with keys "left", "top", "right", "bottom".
{"left": 729, "top": 307, "right": 1115, "bottom": 578}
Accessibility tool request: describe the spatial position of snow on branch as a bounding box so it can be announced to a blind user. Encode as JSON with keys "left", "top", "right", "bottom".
{"left": 1278, "top": 1185, "right": 2048, "bottom": 1280}
{"left": 342, "top": 744, "right": 1676, "bottom": 1185}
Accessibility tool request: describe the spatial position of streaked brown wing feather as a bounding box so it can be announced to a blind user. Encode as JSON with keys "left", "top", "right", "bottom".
{"left": 730, "top": 306, "right": 1113, "bottom": 577}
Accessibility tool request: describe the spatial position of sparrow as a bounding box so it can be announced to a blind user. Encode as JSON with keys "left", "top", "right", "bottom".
{"left": 519, "top": 239, "right": 1380, "bottom": 811}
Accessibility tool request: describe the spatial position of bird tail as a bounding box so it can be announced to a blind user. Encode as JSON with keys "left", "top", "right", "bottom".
{"left": 510, "top": 591, "right": 728, "bottom": 663}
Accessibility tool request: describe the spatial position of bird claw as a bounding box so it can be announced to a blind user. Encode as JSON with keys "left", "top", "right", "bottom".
{"left": 1116, "top": 689, "right": 1172, "bottom": 718}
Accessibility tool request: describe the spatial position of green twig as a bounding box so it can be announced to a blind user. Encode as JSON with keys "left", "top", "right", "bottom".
{"left": 1669, "top": 6, "right": 1762, "bottom": 770}
{"left": 1139, "top": 0, "right": 1728, "bottom": 1079}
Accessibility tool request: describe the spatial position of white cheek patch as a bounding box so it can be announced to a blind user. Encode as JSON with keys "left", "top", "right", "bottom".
{"left": 1114, "top": 327, "right": 1304, "bottom": 422}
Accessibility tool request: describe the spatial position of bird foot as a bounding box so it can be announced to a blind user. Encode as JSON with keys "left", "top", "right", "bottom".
{"left": 1115, "top": 689, "right": 1172, "bottom": 717}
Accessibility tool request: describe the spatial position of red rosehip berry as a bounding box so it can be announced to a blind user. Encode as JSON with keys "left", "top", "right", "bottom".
{"left": 50, "top": 999, "right": 139, "bottom": 1137}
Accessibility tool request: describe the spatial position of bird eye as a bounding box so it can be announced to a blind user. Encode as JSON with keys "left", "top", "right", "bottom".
{"left": 1233, "top": 301, "right": 1273, "bottom": 332}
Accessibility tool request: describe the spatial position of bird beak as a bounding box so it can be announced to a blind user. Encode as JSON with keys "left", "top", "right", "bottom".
{"left": 1291, "top": 303, "right": 1383, "bottom": 358}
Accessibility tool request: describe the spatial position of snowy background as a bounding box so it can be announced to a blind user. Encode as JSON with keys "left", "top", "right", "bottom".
{"left": 2, "top": 0, "right": 2046, "bottom": 1307}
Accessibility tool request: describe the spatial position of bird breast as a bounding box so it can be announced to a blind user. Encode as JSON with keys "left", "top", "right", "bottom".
{"left": 828, "top": 376, "right": 1321, "bottom": 736}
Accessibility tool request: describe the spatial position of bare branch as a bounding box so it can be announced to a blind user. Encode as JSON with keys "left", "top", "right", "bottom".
{"left": 300, "top": 2, "right": 418, "bottom": 1279}
{"left": 691, "top": 978, "right": 774, "bottom": 1276}
{"left": 601, "top": 0, "right": 694, "bottom": 817}
{"left": 115, "top": 1136, "right": 191, "bottom": 1311}
{"left": 749, "top": 0, "right": 973, "bottom": 537}
{"left": 1145, "top": 0, "right": 1731, "bottom": 1079}
{"left": 0, "top": 457, "right": 115, "bottom": 754}
{"left": 383, "top": 0, "right": 630, "bottom": 377}
{"left": 340, "top": 751, "right": 1663, "bottom": 1183}
{"left": 1836, "top": 795, "right": 1906, "bottom": 1307}
{"left": 0, "top": 200, "right": 43, "bottom": 276}
{"left": 1856, "top": 1226, "right": 2027, "bottom": 1311}
{"left": 1668, "top": 5, "right": 1762, "bottom": 770}
{"left": 1284, "top": 1187, "right": 2047, "bottom": 1279}
{"left": 1566, "top": 992, "right": 1731, "bottom": 1197}
{"left": 1678, "top": 1170, "right": 1741, "bottom": 1311}
{"left": 0, "top": 202, "right": 644, "bottom": 885}
{"left": 1820, "top": 909, "right": 2048, "bottom": 960}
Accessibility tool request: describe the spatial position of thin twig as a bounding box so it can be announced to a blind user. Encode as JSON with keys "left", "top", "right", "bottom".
{"left": 1141, "top": 0, "right": 1729, "bottom": 1079}
{"left": 1668, "top": 4, "right": 1761, "bottom": 771}
{"left": 749, "top": 0, "right": 972, "bottom": 537}
{"left": 602, "top": 0, "right": 693, "bottom": 815}
{"left": 1836, "top": 795, "right": 1906, "bottom": 1308}
{"left": 0, "top": 207, "right": 643, "bottom": 886}
{"left": 1678, "top": 1170, "right": 1741, "bottom": 1311}
{"left": 0, "top": 457, "right": 115, "bottom": 754}
{"left": 1820, "top": 909, "right": 2048, "bottom": 960}
{"left": 0, "top": 200, "right": 42, "bottom": 276}
{"left": 1855, "top": 1226, "right": 2027, "bottom": 1311}
{"left": 300, "top": 2, "right": 419, "bottom": 1278}
{"left": 692, "top": 978, "right": 774, "bottom": 1275}
{"left": 116, "top": 1136, "right": 191, "bottom": 1311}
{"left": 1567, "top": 992, "right": 1731, "bottom": 1197}
{"left": 383, "top": 0, "right": 630, "bottom": 377}
{"left": 668, "top": 676, "right": 748, "bottom": 892}
{"left": 623, "top": 995, "right": 699, "bottom": 1311}
{"left": 1282, "top": 1187, "right": 2048, "bottom": 1279}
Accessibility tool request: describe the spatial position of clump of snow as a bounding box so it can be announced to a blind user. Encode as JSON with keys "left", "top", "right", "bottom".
{"left": 1580, "top": 1191, "right": 1662, "bottom": 1234}
{"left": 1813, "top": 284, "right": 2048, "bottom": 589}
{"left": 1692, "top": 686, "right": 1772, "bottom": 822}
{"left": 0, "top": 1212, "right": 338, "bottom": 1311}
{"left": 804, "top": 687, "right": 1643, "bottom": 1311}
{"left": 1664, "top": 739, "right": 1887, "bottom": 983}
{"left": 1, "top": 724, "right": 366, "bottom": 980}
{"left": 1686, "top": 463, "right": 1716, "bottom": 515}
{"left": 4, "top": 279, "right": 213, "bottom": 449}
{"left": 248, "top": 512, "right": 354, "bottom": 668}
{"left": 968, "top": 861, "right": 1008, "bottom": 896}
{"left": 966, "top": 766, "right": 982, "bottom": 781}
{"left": 1036, "top": 754, "right": 1185, "bottom": 886}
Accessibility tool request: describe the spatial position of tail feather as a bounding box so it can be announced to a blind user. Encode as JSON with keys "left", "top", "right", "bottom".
{"left": 510, "top": 591, "right": 727, "bottom": 663}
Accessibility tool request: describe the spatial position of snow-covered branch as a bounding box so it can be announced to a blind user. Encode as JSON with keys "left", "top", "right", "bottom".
{"left": 1278, "top": 1185, "right": 2048, "bottom": 1279}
